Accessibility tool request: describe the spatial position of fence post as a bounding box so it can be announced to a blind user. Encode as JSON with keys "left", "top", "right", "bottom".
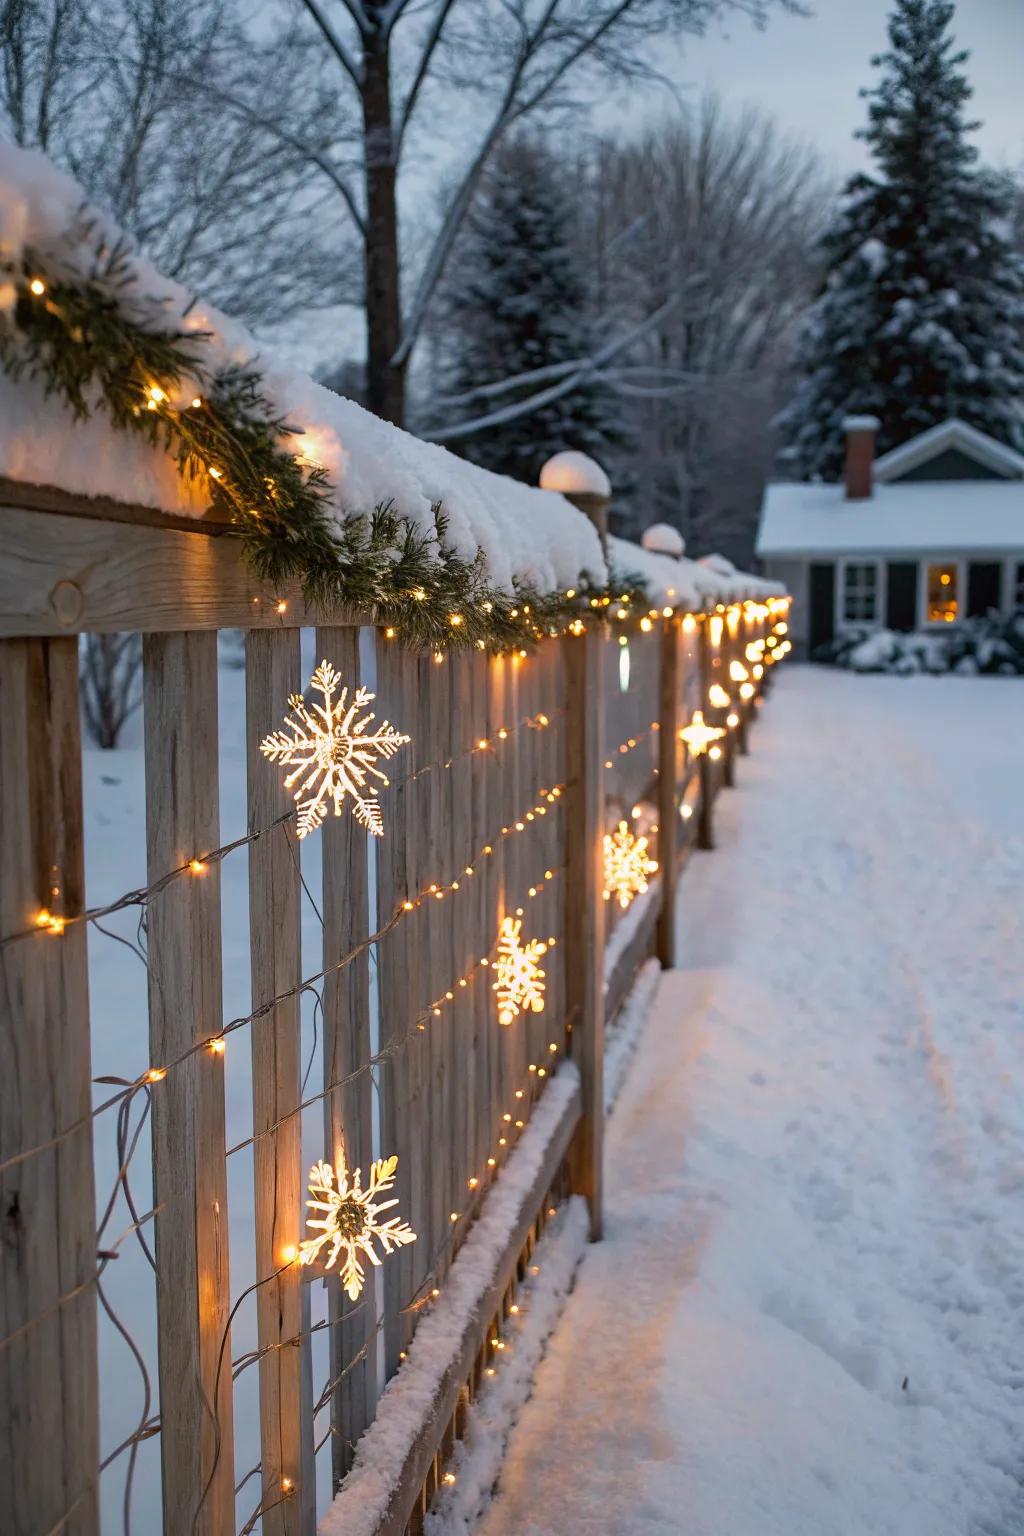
{"left": 246, "top": 628, "right": 315, "bottom": 1534}
{"left": 0, "top": 637, "right": 99, "bottom": 1536}
{"left": 143, "top": 631, "right": 234, "bottom": 1535}
{"left": 563, "top": 627, "right": 605, "bottom": 1240}
{"left": 697, "top": 619, "right": 714, "bottom": 851}
{"left": 656, "top": 617, "right": 680, "bottom": 968}
{"left": 740, "top": 605, "right": 755, "bottom": 750}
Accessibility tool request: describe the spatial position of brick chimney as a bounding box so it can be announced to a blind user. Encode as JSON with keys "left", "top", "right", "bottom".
{"left": 842, "top": 415, "right": 880, "bottom": 500}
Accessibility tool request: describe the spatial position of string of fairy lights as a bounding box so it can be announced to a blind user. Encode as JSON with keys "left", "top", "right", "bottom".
{"left": 1, "top": 642, "right": 573, "bottom": 1529}
{"left": 0, "top": 768, "right": 568, "bottom": 1184}
{"left": 236, "top": 1049, "right": 566, "bottom": 1529}
{"left": 1, "top": 699, "right": 561, "bottom": 950}
{"left": 230, "top": 1038, "right": 564, "bottom": 1530}
{"left": 2, "top": 830, "right": 566, "bottom": 1531}
{"left": 11, "top": 594, "right": 785, "bottom": 1179}
{"left": 162, "top": 851, "right": 567, "bottom": 1528}
{"left": 6, "top": 616, "right": 786, "bottom": 1218}
{"left": 4, "top": 597, "right": 791, "bottom": 1534}
{"left": 11, "top": 589, "right": 792, "bottom": 1198}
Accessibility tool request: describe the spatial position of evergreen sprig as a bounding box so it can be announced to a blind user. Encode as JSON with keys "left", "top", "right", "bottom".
{"left": 0, "top": 223, "right": 651, "bottom": 652}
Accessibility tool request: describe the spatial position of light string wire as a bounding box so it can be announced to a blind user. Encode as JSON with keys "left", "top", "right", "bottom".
{"left": 226, "top": 1051, "right": 556, "bottom": 1534}
{"left": 225, "top": 857, "right": 563, "bottom": 1161}
{"left": 2, "top": 596, "right": 787, "bottom": 957}
{"left": 0, "top": 777, "right": 566, "bottom": 1181}
{"left": 224, "top": 1033, "right": 552, "bottom": 1390}
{"left": 0, "top": 704, "right": 560, "bottom": 951}
{"left": 603, "top": 721, "right": 658, "bottom": 771}
{"left": 0, "top": 833, "right": 563, "bottom": 1411}
{"left": 0, "top": 728, "right": 566, "bottom": 1529}
{"left": 192, "top": 828, "right": 562, "bottom": 1533}
{"left": 7, "top": 838, "right": 563, "bottom": 1534}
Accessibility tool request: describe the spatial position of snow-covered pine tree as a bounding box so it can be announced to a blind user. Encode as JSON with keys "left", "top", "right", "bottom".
{"left": 780, "top": 0, "right": 1024, "bottom": 479}
{"left": 430, "top": 136, "right": 619, "bottom": 485}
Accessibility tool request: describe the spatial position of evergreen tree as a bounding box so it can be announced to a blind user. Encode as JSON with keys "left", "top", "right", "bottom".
{"left": 780, "top": 0, "right": 1024, "bottom": 479}
{"left": 430, "top": 137, "right": 619, "bottom": 485}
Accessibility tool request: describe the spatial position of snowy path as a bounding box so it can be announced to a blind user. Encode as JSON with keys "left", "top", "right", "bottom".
{"left": 477, "top": 669, "right": 1024, "bottom": 1536}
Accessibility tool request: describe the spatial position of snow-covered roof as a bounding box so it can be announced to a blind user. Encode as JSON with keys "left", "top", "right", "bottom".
{"left": 756, "top": 478, "right": 1024, "bottom": 558}
{"left": 874, "top": 418, "right": 1024, "bottom": 483}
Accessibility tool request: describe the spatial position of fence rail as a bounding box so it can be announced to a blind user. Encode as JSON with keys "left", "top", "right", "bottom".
{"left": 0, "top": 492, "right": 780, "bottom": 1536}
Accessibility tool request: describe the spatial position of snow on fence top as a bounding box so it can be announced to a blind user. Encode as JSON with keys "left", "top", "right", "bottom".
{"left": 0, "top": 143, "right": 602, "bottom": 597}
{"left": 539, "top": 449, "right": 612, "bottom": 498}
{"left": 0, "top": 141, "right": 785, "bottom": 614}
{"left": 642, "top": 522, "right": 685, "bottom": 558}
{"left": 609, "top": 536, "right": 784, "bottom": 609}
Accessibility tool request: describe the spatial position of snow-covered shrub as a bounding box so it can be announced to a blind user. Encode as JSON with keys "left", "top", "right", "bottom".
{"left": 816, "top": 611, "right": 1024, "bottom": 675}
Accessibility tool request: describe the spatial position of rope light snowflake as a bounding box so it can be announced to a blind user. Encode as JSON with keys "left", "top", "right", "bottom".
{"left": 679, "top": 709, "right": 726, "bottom": 758}
{"left": 260, "top": 660, "right": 410, "bottom": 838}
{"left": 493, "top": 916, "right": 547, "bottom": 1026}
{"left": 298, "top": 1149, "right": 416, "bottom": 1300}
{"left": 603, "top": 820, "right": 658, "bottom": 910}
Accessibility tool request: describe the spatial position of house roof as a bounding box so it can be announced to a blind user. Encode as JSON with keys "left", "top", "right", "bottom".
{"left": 756, "top": 478, "right": 1024, "bottom": 559}
{"left": 874, "top": 418, "right": 1024, "bottom": 483}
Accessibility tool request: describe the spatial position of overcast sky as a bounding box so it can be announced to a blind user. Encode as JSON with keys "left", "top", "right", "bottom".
{"left": 624, "top": 0, "right": 1024, "bottom": 177}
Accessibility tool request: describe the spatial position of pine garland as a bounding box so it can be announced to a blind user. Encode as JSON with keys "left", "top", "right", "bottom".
{"left": 0, "top": 222, "right": 648, "bottom": 652}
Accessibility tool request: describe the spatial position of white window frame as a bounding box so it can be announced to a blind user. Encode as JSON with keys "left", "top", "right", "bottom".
{"left": 920, "top": 556, "right": 965, "bottom": 629}
{"left": 1011, "top": 557, "right": 1024, "bottom": 611}
{"left": 837, "top": 557, "right": 883, "bottom": 629}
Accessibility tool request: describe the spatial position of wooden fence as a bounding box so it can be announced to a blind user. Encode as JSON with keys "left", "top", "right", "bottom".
{"left": 0, "top": 489, "right": 779, "bottom": 1536}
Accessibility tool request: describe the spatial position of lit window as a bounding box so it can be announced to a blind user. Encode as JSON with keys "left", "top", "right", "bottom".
{"left": 841, "top": 562, "right": 878, "bottom": 623}
{"left": 926, "top": 563, "right": 959, "bottom": 624}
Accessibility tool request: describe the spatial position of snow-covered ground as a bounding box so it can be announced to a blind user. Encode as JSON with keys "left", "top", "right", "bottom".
{"left": 477, "top": 667, "right": 1024, "bottom": 1536}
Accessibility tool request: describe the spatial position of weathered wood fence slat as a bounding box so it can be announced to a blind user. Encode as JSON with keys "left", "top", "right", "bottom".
{"left": 0, "top": 637, "right": 99, "bottom": 1536}
{"left": 143, "top": 631, "right": 234, "bottom": 1535}
{"left": 246, "top": 627, "right": 316, "bottom": 1534}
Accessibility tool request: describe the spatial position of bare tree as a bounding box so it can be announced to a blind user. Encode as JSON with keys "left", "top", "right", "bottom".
{"left": 79, "top": 634, "right": 143, "bottom": 749}
{"left": 4, "top": 1, "right": 802, "bottom": 432}
{"left": 579, "top": 98, "right": 828, "bottom": 557}
{"left": 230, "top": 0, "right": 793, "bottom": 426}
{"left": 1, "top": 0, "right": 361, "bottom": 322}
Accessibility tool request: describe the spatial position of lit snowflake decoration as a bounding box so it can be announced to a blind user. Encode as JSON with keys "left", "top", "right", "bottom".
{"left": 260, "top": 660, "right": 410, "bottom": 838}
{"left": 679, "top": 709, "right": 726, "bottom": 758}
{"left": 493, "top": 916, "right": 547, "bottom": 1026}
{"left": 603, "top": 820, "right": 658, "bottom": 910}
{"left": 298, "top": 1149, "right": 416, "bottom": 1301}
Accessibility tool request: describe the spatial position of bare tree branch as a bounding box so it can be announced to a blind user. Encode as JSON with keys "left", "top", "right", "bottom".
{"left": 178, "top": 72, "right": 367, "bottom": 235}
{"left": 298, "top": 0, "right": 364, "bottom": 85}
{"left": 394, "top": 0, "right": 459, "bottom": 151}
{"left": 425, "top": 294, "right": 679, "bottom": 440}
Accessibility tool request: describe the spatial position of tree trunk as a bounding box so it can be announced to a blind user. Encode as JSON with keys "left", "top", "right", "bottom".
{"left": 361, "top": 24, "right": 406, "bottom": 426}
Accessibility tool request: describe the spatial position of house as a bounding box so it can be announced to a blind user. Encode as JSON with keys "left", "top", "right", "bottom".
{"left": 756, "top": 416, "right": 1024, "bottom": 656}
